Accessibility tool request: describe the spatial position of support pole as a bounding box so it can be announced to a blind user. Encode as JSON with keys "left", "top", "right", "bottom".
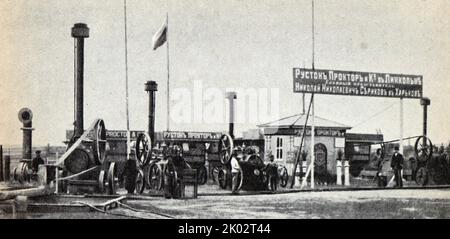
{"left": 310, "top": 95, "right": 315, "bottom": 189}
{"left": 123, "top": 0, "right": 131, "bottom": 161}
{"left": 400, "top": 98, "right": 404, "bottom": 154}
{"left": 310, "top": 0, "right": 316, "bottom": 189}
{"left": 302, "top": 93, "right": 305, "bottom": 114}
{"left": 55, "top": 166, "right": 59, "bottom": 194}
{"left": 166, "top": 13, "right": 171, "bottom": 132}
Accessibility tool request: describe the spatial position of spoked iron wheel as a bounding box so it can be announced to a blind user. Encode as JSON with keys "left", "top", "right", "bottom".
{"left": 147, "top": 163, "right": 163, "bottom": 191}
{"left": 136, "top": 133, "right": 152, "bottom": 167}
{"left": 415, "top": 167, "right": 429, "bottom": 186}
{"left": 135, "top": 169, "right": 145, "bottom": 194}
{"left": 212, "top": 166, "right": 220, "bottom": 182}
{"left": 105, "top": 162, "right": 119, "bottom": 195}
{"left": 278, "top": 166, "right": 289, "bottom": 188}
{"left": 93, "top": 119, "right": 107, "bottom": 165}
{"left": 98, "top": 169, "right": 106, "bottom": 193}
{"left": 415, "top": 136, "right": 433, "bottom": 163}
{"left": 219, "top": 133, "right": 234, "bottom": 165}
{"left": 164, "top": 160, "right": 179, "bottom": 196}
{"left": 218, "top": 169, "right": 229, "bottom": 189}
{"left": 197, "top": 165, "right": 208, "bottom": 185}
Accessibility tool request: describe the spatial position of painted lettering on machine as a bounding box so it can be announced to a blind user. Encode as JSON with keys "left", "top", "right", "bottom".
{"left": 162, "top": 131, "right": 221, "bottom": 140}
{"left": 293, "top": 68, "right": 423, "bottom": 99}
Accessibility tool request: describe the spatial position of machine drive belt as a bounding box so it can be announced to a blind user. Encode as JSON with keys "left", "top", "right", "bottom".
{"left": 54, "top": 119, "right": 101, "bottom": 166}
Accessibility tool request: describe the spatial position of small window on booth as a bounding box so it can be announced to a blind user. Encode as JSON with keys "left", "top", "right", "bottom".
{"left": 276, "top": 137, "right": 283, "bottom": 159}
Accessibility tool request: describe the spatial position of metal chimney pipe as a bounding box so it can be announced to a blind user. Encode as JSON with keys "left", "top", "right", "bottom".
{"left": 18, "top": 108, "right": 33, "bottom": 160}
{"left": 71, "top": 23, "right": 89, "bottom": 138}
{"left": 145, "top": 81, "right": 158, "bottom": 144}
{"left": 420, "top": 97, "right": 430, "bottom": 140}
{"left": 225, "top": 92, "right": 237, "bottom": 139}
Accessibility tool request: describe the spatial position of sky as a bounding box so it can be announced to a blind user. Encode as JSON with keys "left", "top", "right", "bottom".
{"left": 0, "top": 0, "right": 449, "bottom": 147}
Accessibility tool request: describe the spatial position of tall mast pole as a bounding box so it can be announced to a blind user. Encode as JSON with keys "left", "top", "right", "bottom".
{"left": 310, "top": 0, "right": 316, "bottom": 189}
{"left": 166, "top": 13, "right": 171, "bottom": 132}
{"left": 124, "top": 0, "right": 131, "bottom": 160}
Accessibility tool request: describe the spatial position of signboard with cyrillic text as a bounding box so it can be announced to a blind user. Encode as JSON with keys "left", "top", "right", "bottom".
{"left": 293, "top": 68, "right": 422, "bottom": 98}
{"left": 66, "top": 130, "right": 144, "bottom": 141}
{"left": 160, "top": 131, "right": 221, "bottom": 141}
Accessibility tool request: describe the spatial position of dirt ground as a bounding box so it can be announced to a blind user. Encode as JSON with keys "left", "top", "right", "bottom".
{"left": 125, "top": 188, "right": 450, "bottom": 219}
{"left": 2, "top": 186, "right": 449, "bottom": 219}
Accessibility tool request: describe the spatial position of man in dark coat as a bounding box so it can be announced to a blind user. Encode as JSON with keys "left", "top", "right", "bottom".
{"left": 391, "top": 146, "right": 404, "bottom": 188}
{"left": 266, "top": 155, "right": 278, "bottom": 191}
{"left": 32, "top": 150, "right": 45, "bottom": 173}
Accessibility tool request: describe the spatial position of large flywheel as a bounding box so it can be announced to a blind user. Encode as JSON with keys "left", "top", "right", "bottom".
{"left": 219, "top": 133, "right": 234, "bottom": 165}
{"left": 92, "top": 119, "right": 107, "bottom": 165}
{"left": 415, "top": 136, "right": 433, "bottom": 163}
{"left": 136, "top": 133, "right": 152, "bottom": 167}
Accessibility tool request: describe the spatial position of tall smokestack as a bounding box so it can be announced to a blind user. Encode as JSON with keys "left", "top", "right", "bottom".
{"left": 71, "top": 23, "right": 89, "bottom": 138}
{"left": 226, "top": 92, "right": 237, "bottom": 139}
{"left": 145, "top": 81, "right": 158, "bottom": 144}
{"left": 420, "top": 97, "right": 430, "bottom": 138}
{"left": 18, "top": 108, "right": 33, "bottom": 160}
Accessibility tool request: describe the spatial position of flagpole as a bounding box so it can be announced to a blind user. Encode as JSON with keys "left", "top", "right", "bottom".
{"left": 166, "top": 13, "right": 170, "bottom": 132}
{"left": 124, "top": 0, "right": 131, "bottom": 161}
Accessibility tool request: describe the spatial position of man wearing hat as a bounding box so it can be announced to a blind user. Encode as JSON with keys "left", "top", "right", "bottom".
{"left": 390, "top": 146, "right": 404, "bottom": 188}
{"left": 231, "top": 146, "right": 243, "bottom": 194}
{"left": 32, "top": 150, "right": 45, "bottom": 173}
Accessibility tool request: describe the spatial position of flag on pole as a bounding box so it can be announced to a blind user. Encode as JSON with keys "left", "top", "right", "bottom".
{"left": 152, "top": 18, "right": 167, "bottom": 50}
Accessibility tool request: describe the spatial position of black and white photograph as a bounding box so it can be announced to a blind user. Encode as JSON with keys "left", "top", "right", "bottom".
{"left": 0, "top": 0, "right": 449, "bottom": 222}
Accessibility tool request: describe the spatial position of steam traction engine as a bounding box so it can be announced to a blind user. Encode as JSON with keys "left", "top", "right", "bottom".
{"left": 134, "top": 131, "right": 234, "bottom": 197}
{"left": 9, "top": 24, "right": 115, "bottom": 195}
{"left": 214, "top": 146, "right": 289, "bottom": 192}
{"left": 130, "top": 82, "right": 235, "bottom": 197}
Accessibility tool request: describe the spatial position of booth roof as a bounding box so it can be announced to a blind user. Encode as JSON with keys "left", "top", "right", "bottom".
{"left": 258, "top": 114, "right": 351, "bottom": 129}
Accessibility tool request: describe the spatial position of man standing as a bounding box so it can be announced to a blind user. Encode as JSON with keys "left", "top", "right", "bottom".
{"left": 267, "top": 155, "right": 278, "bottom": 191}
{"left": 391, "top": 146, "right": 404, "bottom": 188}
{"left": 231, "top": 147, "right": 243, "bottom": 194}
{"left": 32, "top": 150, "right": 45, "bottom": 173}
{"left": 374, "top": 149, "right": 387, "bottom": 187}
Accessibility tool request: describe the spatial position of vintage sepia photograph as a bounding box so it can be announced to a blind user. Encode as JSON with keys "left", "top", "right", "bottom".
{"left": 0, "top": 0, "right": 449, "bottom": 221}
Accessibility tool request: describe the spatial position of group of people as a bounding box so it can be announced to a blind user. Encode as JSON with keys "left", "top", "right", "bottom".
{"left": 229, "top": 146, "right": 279, "bottom": 194}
